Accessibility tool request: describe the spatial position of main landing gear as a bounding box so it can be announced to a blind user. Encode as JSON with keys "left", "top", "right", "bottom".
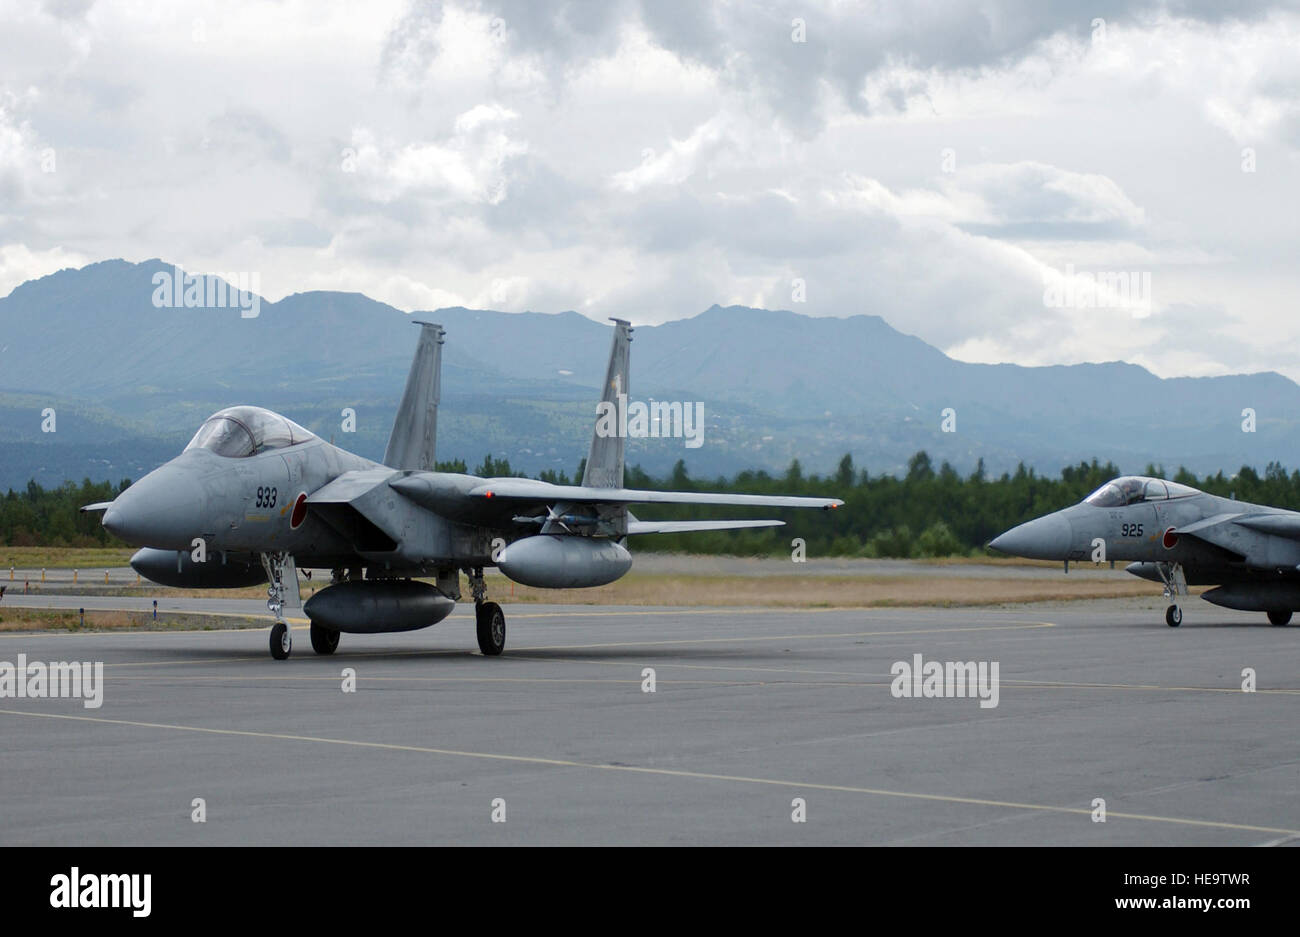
{"left": 311, "top": 623, "right": 341, "bottom": 654}
{"left": 466, "top": 566, "right": 506, "bottom": 656}
{"left": 1155, "top": 561, "right": 1188, "bottom": 628}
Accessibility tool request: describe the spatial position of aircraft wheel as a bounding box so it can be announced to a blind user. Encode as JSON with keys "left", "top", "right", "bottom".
{"left": 1165, "top": 605, "right": 1182, "bottom": 628}
{"left": 270, "top": 621, "right": 292, "bottom": 659}
{"left": 1267, "top": 609, "right": 1292, "bottom": 626}
{"left": 310, "top": 623, "right": 340, "bottom": 654}
{"left": 476, "top": 602, "right": 506, "bottom": 656}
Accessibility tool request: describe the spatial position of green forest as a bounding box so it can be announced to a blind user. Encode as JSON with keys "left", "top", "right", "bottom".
{"left": 5, "top": 453, "right": 1299, "bottom": 557}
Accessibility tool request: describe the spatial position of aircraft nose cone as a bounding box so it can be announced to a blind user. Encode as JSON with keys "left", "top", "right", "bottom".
{"left": 101, "top": 464, "right": 207, "bottom": 550}
{"left": 988, "top": 513, "right": 1073, "bottom": 560}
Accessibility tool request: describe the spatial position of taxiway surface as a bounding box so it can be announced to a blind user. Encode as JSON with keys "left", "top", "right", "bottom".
{"left": 1, "top": 598, "right": 1297, "bottom": 845}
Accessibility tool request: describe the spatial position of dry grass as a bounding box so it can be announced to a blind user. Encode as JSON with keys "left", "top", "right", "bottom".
{"left": 0, "top": 546, "right": 135, "bottom": 569}
{"left": 0, "top": 607, "right": 258, "bottom": 632}
{"left": 474, "top": 573, "right": 1163, "bottom": 608}
{"left": 119, "top": 571, "right": 1158, "bottom": 608}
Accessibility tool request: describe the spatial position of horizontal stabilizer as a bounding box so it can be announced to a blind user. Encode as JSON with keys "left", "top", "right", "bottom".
{"left": 468, "top": 478, "right": 842, "bottom": 510}
{"left": 627, "top": 519, "right": 785, "bottom": 535}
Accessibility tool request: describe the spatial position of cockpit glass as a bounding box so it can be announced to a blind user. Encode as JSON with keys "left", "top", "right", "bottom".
{"left": 184, "top": 406, "right": 314, "bottom": 458}
{"left": 1084, "top": 483, "right": 1125, "bottom": 507}
{"left": 1084, "top": 476, "right": 1199, "bottom": 507}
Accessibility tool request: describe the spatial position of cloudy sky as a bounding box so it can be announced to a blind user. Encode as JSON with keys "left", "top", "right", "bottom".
{"left": 3, "top": 0, "right": 1299, "bottom": 379}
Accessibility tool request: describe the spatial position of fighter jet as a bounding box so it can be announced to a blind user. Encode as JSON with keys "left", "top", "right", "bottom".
{"left": 82, "top": 319, "right": 842, "bottom": 658}
{"left": 989, "top": 474, "right": 1300, "bottom": 627}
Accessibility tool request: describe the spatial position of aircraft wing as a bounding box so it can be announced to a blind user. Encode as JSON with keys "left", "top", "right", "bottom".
{"left": 1162, "top": 511, "right": 1300, "bottom": 567}
{"left": 1163, "top": 513, "right": 1249, "bottom": 559}
{"left": 626, "top": 519, "right": 785, "bottom": 535}
{"left": 466, "top": 478, "right": 843, "bottom": 510}
{"left": 1234, "top": 513, "right": 1300, "bottom": 540}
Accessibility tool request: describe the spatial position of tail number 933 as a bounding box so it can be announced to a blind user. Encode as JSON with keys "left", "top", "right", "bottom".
{"left": 255, "top": 486, "right": 278, "bottom": 509}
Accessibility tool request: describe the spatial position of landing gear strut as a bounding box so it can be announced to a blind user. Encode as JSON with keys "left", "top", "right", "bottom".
{"left": 261, "top": 551, "right": 300, "bottom": 659}
{"left": 465, "top": 566, "right": 506, "bottom": 655}
{"left": 1155, "top": 562, "right": 1188, "bottom": 628}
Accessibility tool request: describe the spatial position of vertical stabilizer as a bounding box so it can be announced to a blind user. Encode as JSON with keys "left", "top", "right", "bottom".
{"left": 384, "top": 321, "right": 444, "bottom": 471}
{"left": 582, "top": 318, "right": 632, "bottom": 488}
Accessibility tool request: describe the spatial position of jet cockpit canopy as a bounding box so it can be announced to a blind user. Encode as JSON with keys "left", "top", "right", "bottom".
{"left": 185, "top": 406, "right": 315, "bottom": 458}
{"left": 1083, "top": 475, "right": 1200, "bottom": 507}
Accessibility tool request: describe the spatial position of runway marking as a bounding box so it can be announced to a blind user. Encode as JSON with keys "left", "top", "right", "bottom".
{"left": 18, "top": 621, "right": 1053, "bottom": 666}
{"left": 503, "top": 621, "right": 1057, "bottom": 650}
{"left": 97, "top": 674, "right": 760, "bottom": 686}
{"left": 1258, "top": 832, "right": 1300, "bottom": 847}
{"left": 94, "top": 669, "right": 1300, "bottom": 696}
{"left": 499, "top": 655, "right": 1300, "bottom": 694}
{"left": 1, "top": 707, "right": 1293, "bottom": 837}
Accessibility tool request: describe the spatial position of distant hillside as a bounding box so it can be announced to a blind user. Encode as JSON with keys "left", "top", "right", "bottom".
{"left": 2, "top": 258, "right": 1298, "bottom": 489}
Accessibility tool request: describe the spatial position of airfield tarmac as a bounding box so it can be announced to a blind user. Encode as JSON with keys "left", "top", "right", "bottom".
{"left": 1, "top": 594, "right": 1297, "bottom": 845}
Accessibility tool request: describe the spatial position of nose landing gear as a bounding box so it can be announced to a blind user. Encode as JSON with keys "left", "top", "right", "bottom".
{"left": 1156, "top": 562, "right": 1188, "bottom": 628}
{"left": 261, "top": 552, "right": 301, "bottom": 659}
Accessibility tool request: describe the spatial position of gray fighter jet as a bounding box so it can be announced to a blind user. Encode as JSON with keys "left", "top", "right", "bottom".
{"left": 989, "top": 474, "right": 1300, "bottom": 627}
{"left": 83, "top": 319, "right": 842, "bottom": 658}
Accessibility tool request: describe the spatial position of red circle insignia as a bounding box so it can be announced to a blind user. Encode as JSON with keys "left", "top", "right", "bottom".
{"left": 290, "top": 492, "right": 309, "bottom": 529}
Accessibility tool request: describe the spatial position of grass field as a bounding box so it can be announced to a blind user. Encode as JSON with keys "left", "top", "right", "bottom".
{"left": 2, "top": 546, "right": 1066, "bottom": 571}
{"left": 492, "top": 573, "right": 1164, "bottom": 607}
{"left": 0, "top": 547, "right": 1168, "bottom": 633}
{"left": 1, "top": 546, "right": 135, "bottom": 570}
{"left": 0, "top": 607, "right": 263, "bottom": 632}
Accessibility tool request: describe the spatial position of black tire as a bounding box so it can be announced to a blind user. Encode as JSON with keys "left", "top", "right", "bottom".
{"left": 310, "top": 623, "right": 340, "bottom": 654}
{"left": 476, "top": 601, "right": 506, "bottom": 656}
{"left": 270, "top": 621, "right": 292, "bottom": 659}
{"left": 1267, "top": 609, "right": 1292, "bottom": 626}
{"left": 1165, "top": 605, "right": 1182, "bottom": 628}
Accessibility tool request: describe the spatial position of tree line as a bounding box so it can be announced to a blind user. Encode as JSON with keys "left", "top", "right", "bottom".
{"left": 5, "top": 453, "right": 1299, "bottom": 557}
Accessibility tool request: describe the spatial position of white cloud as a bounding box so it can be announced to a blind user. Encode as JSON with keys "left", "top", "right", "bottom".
{"left": 0, "top": 243, "right": 89, "bottom": 298}
{"left": 1, "top": 1, "right": 1300, "bottom": 381}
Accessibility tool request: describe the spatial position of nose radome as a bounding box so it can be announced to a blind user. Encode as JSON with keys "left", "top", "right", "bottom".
{"left": 988, "top": 513, "right": 1073, "bottom": 560}
{"left": 101, "top": 463, "right": 207, "bottom": 550}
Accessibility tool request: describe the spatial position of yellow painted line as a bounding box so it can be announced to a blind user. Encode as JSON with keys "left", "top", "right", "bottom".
{"left": 0, "top": 707, "right": 1294, "bottom": 837}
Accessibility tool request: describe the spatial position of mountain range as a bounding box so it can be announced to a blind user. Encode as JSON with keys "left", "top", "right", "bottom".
{"left": 2, "top": 258, "right": 1298, "bottom": 490}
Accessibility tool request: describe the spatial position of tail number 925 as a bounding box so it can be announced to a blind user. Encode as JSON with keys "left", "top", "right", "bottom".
{"left": 255, "top": 486, "right": 278, "bottom": 509}
{"left": 1121, "top": 522, "right": 1143, "bottom": 537}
